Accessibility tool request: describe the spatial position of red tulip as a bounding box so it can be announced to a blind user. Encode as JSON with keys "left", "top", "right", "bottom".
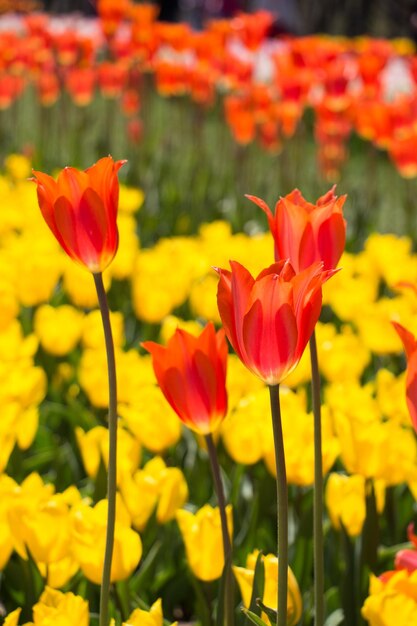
{"left": 247, "top": 187, "right": 347, "bottom": 271}
{"left": 392, "top": 321, "right": 417, "bottom": 433}
{"left": 216, "top": 259, "right": 333, "bottom": 386}
{"left": 32, "top": 157, "right": 126, "bottom": 273}
{"left": 395, "top": 523, "right": 417, "bottom": 573}
{"left": 395, "top": 549, "right": 417, "bottom": 573}
{"left": 142, "top": 323, "right": 228, "bottom": 435}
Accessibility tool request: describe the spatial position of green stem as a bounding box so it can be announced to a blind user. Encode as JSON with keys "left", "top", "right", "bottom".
{"left": 268, "top": 384, "right": 288, "bottom": 626}
{"left": 309, "top": 330, "right": 325, "bottom": 626}
{"left": 205, "top": 433, "right": 234, "bottom": 626}
{"left": 94, "top": 272, "right": 118, "bottom": 626}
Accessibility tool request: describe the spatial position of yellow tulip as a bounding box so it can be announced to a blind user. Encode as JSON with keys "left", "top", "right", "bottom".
{"left": 108, "top": 213, "right": 140, "bottom": 280}
{"left": 234, "top": 551, "right": 302, "bottom": 626}
{"left": 0, "top": 474, "right": 17, "bottom": 570}
{"left": 62, "top": 259, "right": 111, "bottom": 308}
{"left": 123, "top": 598, "right": 163, "bottom": 626}
{"left": 81, "top": 309, "right": 125, "bottom": 350}
{"left": 119, "top": 184, "right": 144, "bottom": 214}
{"left": 176, "top": 504, "right": 233, "bottom": 581}
{"left": 32, "top": 587, "right": 89, "bottom": 626}
{"left": 9, "top": 495, "right": 72, "bottom": 564}
{"left": 3, "top": 588, "right": 89, "bottom": 626}
{"left": 76, "top": 425, "right": 141, "bottom": 484}
{"left": 119, "top": 386, "right": 182, "bottom": 453}
{"left": 326, "top": 473, "right": 385, "bottom": 537}
{"left": 71, "top": 496, "right": 142, "bottom": 584}
{"left": 3, "top": 608, "right": 21, "bottom": 626}
{"left": 33, "top": 305, "right": 84, "bottom": 356}
{"left": 160, "top": 315, "right": 203, "bottom": 344}
{"left": 362, "top": 571, "right": 417, "bottom": 625}
{"left": 4, "top": 154, "right": 31, "bottom": 180}
{"left": 120, "top": 457, "right": 188, "bottom": 530}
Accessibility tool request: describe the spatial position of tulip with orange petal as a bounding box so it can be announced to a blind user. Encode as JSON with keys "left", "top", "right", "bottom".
{"left": 143, "top": 323, "right": 233, "bottom": 625}
{"left": 247, "top": 187, "right": 345, "bottom": 626}
{"left": 392, "top": 321, "right": 417, "bottom": 433}
{"left": 247, "top": 187, "right": 346, "bottom": 271}
{"left": 32, "top": 157, "right": 126, "bottom": 626}
{"left": 32, "top": 156, "right": 125, "bottom": 274}
{"left": 142, "top": 322, "right": 228, "bottom": 435}
{"left": 216, "top": 259, "right": 332, "bottom": 386}
{"left": 216, "top": 257, "right": 335, "bottom": 626}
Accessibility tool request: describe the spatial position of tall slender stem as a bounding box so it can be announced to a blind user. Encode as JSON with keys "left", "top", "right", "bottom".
{"left": 94, "top": 272, "right": 118, "bottom": 626}
{"left": 205, "top": 433, "right": 233, "bottom": 626}
{"left": 309, "top": 330, "right": 325, "bottom": 626}
{"left": 268, "top": 384, "right": 288, "bottom": 626}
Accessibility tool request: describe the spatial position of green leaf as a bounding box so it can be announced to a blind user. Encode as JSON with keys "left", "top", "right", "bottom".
{"left": 248, "top": 552, "right": 265, "bottom": 617}
{"left": 241, "top": 608, "right": 269, "bottom": 626}
{"left": 129, "top": 540, "right": 163, "bottom": 595}
{"left": 255, "top": 599, "right": 277, "bottom": 623}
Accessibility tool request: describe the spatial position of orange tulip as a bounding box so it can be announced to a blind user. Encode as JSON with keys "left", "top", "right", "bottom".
{"left": 247, "top": 187, "right": 346, "bottom": 271}
{"left": 32, "top": 157, "right": 126, "bottom": 273}
{"left": 392, "top": 321, "right": 417, "bottom": 433}
{"left": 388, "top": 131, "right": 417, "bottom": 179}
{"left": 216, "top": 260, "right": 332, "bottom": 386}
{"left": 65, "top": 67, "right": 96, "bottom": 107}
{"left": 97, "top": 62, "right": 128, "bottom": 98}
{"left": 142, "top": 323, "right": 228, "bottom": 435}
{"left": 395, "top": 524, "right": 417, "bottom": 573}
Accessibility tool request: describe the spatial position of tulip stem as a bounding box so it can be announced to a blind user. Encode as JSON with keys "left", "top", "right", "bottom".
{"left": 268, "top": 384, "right": 288, "bottom": 626}
{"left": 94, "top": 272, "right": 118, "bottom": 626}
{"left": 205, "top": 433, "right": 234, "bottom": 626}
{"left": 309, "top": 330, "right": 325, "bottom": 626}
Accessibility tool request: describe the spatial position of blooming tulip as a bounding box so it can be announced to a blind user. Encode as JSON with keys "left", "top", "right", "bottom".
{"left": 3, "top": 587, "right": 89, "bottom": 626}
{"left": 71, "top": 496, "right": 142, "bottom": 585}
{"left": 142, "top": 322, "right": 228, "bottom": 435}
{"left": 216, "top": 259, "right": 332, "bottom": 386}
{"left": 176, "top": 504, "right": 233, "bottom": 581}
{"left": 392, "top": 321, "right": 417, "bottom": 433}
{"left": 32, "top": 157, "right": 125, "bottom": 273}
{"left": 247, "top": 187, "right": 346, "bottom": 271}
{"left": 361, "top": 570, "right": 417, "bottom": 625}
{"left": 234, "top": 550, "right": 302, "bottom": 626}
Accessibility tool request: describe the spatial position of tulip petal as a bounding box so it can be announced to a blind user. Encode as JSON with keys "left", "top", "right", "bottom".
{"left": 143, "top": 325, "right": 228, "bottom": 435}
{"left": 58, "top": 167, "right": 89, "bottom": 208}
{"left": 86, "top": 157, "right": 126, "bottom": 223}
{"left": 276, "top": 197, "right": 308, "bottom": 269}
{"left": 406, "top": 350, "right": 417, "bottom": 434}
{"left": 242, "top": 275, "right": 297, "bottom": 385}
{"left": 317, "top": 185, "right": 337, "bottom": 206}
{"left": 53, "top": 195, "right": 82, "bottom": 263}
{"left": 32, "top": 171, "right": 60, "bottom": 236}
{"left": 245, "top": 194, "right": 276, "bottom": 236}
{"left": 317, "top": 213, "right": 346, "bottom": 270}
{"left": 298, "top": 222, "right": 316, "bottom": 271}
{"left": 216, "top": 262, "right": 253, "bottom": 362}
{"left": 54, "top": 188, "right": 112, "bottom": 273}
{"left": 395, "top": 548, "right": 417, "bottom": 573}
{"left": 392, "top": 321, "right": 417, "bottom": 359}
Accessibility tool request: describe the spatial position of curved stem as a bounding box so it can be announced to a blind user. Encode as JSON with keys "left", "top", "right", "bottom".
{"left": 309, "top": 330, "right": 325, "bottom": 626}
{"left": 94, "top": 272, "right": 118, "bottom": 626}
{"left": 205, "top": 433, "right": 234, "bottom": 626}
{"left": 268, "top": 384, "right": 288, "bottom": 626}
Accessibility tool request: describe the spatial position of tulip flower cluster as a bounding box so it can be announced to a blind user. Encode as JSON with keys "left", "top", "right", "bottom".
{"left": 0, "top": 9, "right": 416, "bottom": 186}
